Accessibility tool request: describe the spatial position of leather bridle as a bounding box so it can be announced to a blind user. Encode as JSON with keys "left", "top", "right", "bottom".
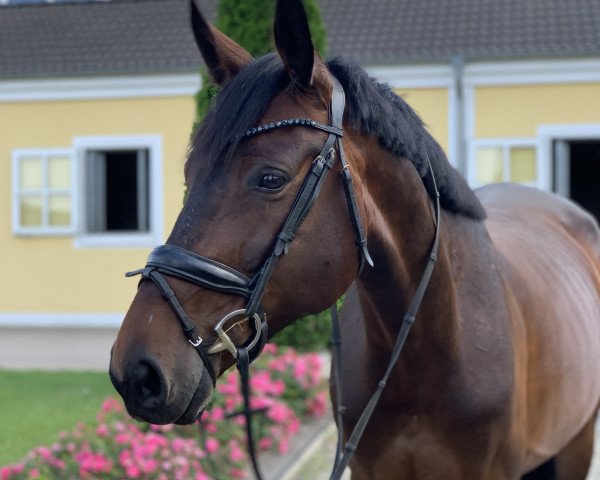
{"left": 127, "top": 73, "right": 441, "bottom": 480}
{"left": 126, "top": 74, "right": 375, "bottom": 479}
{"left": 127, "top": 74, "right": 371, "bottom": 378}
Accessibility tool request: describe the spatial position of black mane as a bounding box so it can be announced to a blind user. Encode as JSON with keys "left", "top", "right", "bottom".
{"left": 191, "top": 54, "right": 485, "bottom": 220}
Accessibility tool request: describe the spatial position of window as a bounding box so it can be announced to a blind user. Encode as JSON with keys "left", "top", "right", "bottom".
{"left": 84, "top": 149, "right": 150, "bottom": 233}
{"left": 12, "top": 149, "right": 76, "bottom": 235}
{"left": 469, "top": 140, "right": 539, "bottom": 188}
{"left": 74, "top": 135, "right": 162, "bottom": 248}
{"left": 12, "top": 135, "right": 162, "bottom": 247}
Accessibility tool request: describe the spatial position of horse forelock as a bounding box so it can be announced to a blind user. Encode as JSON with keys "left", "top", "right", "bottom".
{"left": 188, "top": 54, "right": 287, "bottom": 178}
{"left": 187, "top": 54, "right": 486, "bottom": 221}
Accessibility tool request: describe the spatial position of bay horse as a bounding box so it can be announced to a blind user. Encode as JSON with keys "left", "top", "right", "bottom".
{"left": 109, "top": 0, "right": 600, "bottom": 478}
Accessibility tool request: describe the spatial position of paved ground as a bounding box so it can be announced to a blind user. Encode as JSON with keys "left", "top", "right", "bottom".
{"left": 0, "top": 327, "right": 118, "bottom": 370}
{"left": 271, "top": 417, "right": 600, "bottom": 480}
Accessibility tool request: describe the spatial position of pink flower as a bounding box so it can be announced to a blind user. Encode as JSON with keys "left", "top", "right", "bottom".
{"left": 1, "top": 467, "right": 13, "bottom": 480}
{"left": 228, "top": 441, "right": 245, "bottom": 462}
{"left": 28, "top": 468, "right": 40, "bottom": 479}
{"left": 141, "top": 459, "right": 158, "bottom": 474}
{"left": 267, "top": 403, "right": 291, "bottom": 423}
{"left": 96, "top": 424, "right": 109, "bottom": 437}
{"left": 101, "top": 397, "right": 123, "bottom": 413}
{"left": 126, "top": 464, "right": 141, "bottom": 478}
{"left": 35, "top": 446, "right": 52, "bottom": 460}
{"left": 278, "top": 439, "right": 290, "bottom": 454}
{"left": 210, "top": 406, "right": 224, "bottom": 421}
{"left": 271, "top": 379, "right": 285, "bottom": 395}
{"left": 204, "top": 423, "right": 217, "bottom": 433}
{"left": 289, "top": 418, "right": 301, "bottom": 434}
{"left": 230, "top": 467, "right": 246, "bottom": 478}
{"left": 205, "top": 437, "right": 219, "bottom": 454}
{"left": 307, "top": 391, "right": 328, "bottom": 416}
{"left": 115, "top": 433, "right": 130, "bottom": 445}
{"left": 293, "top": 360, "right": 308, "bottom": 380}
{"left": 259, "top": 437, "right": 273, "bottom": 450}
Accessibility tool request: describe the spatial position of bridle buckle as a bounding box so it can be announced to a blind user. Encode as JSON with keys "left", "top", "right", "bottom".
{"left": 188, "top": 336, "right": 203, "bottom": 347}
{"left": 207, "top": 309, "right": 263, "bottom": 359}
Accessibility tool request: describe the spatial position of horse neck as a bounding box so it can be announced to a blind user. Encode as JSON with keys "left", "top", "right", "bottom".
{"left": 352, "top": 136, "right": 463, "bottom": 387}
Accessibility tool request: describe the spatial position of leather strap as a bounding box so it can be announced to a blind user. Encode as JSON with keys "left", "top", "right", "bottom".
{"left": 337, "top": 137, "right": 374, "bottom": 274}
{"left": 330, "top": 304, "right": 345, "bottom": 469}
{"left": 226, "top": 347, "right": 266, "bottom": 480}
{"left": 133, "top": 267, "right": 218, "bottom": 386}
{"left": 245, "top": 134, "right": 338, "bottom": 315}
{"left": 127, "top": 244, "right": 253, "bottom": 298}
{"left": 329, "top": 159, "right": 441, "bottom": 480}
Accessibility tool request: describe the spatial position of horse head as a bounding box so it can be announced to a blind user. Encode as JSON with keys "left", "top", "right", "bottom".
{"left": 109, "top": 0, "right": 364, "bottom": 425}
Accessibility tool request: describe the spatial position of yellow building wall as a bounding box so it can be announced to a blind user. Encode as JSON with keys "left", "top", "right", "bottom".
{"left": 0, "top": 96, "right": 196, "bottom": 313}
{"left": 395, "top": 88, "right": 449, "bottom": 154}
{"left": 475, "top": 83, "right": 600, "bottom": 137}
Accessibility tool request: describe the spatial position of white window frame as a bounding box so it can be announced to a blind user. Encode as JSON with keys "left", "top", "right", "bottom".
{"left": 538, "top": 124, "right": 600, "bottom": 198}
{"left": 467, "top": 138, "right": 543, "bottom": 189}
{"left": 11, "top": 148, "right": 77, "bottom": 236}
{"left": 72, "top": 135, "right": 163, "bottom": 249}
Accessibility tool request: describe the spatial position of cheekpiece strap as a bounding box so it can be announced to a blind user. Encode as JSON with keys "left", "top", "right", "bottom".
{"left": 330, "top": 75, "right": 374, "bottom": 274}
{"left": 126, "top": 266, "right": 217, "bottom": 386}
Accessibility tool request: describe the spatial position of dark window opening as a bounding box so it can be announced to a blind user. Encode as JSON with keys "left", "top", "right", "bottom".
{"left": 86, "top": 149, "right": 150, "bottom": 233}
{"left": 569, "top": 141, "right": 600, "bottom": 222}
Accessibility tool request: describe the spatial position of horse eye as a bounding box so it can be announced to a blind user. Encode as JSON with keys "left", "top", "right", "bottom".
{"left": 258, "top": 173, "right": 286, "bottom": 191}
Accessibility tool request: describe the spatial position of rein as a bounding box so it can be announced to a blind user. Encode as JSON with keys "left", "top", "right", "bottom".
{"left": 126, "top": 73, "right": 440, "bottom": 479}
{"left": 329, "top": 161, "right": 440, "bottom": 479}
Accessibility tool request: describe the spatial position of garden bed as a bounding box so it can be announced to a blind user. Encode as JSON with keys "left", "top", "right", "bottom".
{"left": 1, "top": 345, "right": 331, "bottom": 480}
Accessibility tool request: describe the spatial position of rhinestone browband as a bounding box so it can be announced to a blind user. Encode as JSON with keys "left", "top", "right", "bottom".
{"left": 242, "top": 118, "right": 343, "bottom": 138}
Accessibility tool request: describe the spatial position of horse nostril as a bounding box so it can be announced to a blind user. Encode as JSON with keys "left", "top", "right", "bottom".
{"left": 138, "top": 363, "right": 160, "bottom": 400}
{"left": 131, "top": 359, "right": 168, "bottom": 408}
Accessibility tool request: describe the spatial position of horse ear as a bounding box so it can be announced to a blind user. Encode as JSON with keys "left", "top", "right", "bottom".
{"left": 274, "top": 0, "right": 318, "bottom": 87}
{"left": 190, "top": 0, "right": 253, "bottom": 85}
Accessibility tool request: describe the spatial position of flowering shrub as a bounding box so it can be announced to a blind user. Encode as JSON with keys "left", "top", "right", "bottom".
{"left": 1, "top": 345, "right": 328, "bottom": 480}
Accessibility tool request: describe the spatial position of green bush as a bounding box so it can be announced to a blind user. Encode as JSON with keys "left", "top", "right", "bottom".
{"left": 270, "top": 309, "right": 332, "bottom": 352}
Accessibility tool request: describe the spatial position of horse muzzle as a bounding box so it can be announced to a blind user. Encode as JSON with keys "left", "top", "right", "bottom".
{"left": 108, "top": 348, "right": 213, "bottom": 425}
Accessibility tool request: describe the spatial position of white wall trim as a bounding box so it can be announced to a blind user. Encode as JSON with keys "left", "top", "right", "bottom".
{"left": 72, "top": 134, "right": 164, "bottom": 249}
{"left": 447, "top": 86, "right": 458, "bottom": 168}
{"left": 464, "top": 58, "right": 600, "bottom": 87}
{"left": 366, "top": 58, "right": 600, "bottom": 90}
{"left": 366, "top": 64, "right": 454, "bottom": 89}
{"left": 0, "top": 313, "right": 123, "bottom": 329}
{"left": 0, "top": 73, "right": 201, "bottom": 103}
{"left": 538, "top": 123, "right": 600, "bottom": 140}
